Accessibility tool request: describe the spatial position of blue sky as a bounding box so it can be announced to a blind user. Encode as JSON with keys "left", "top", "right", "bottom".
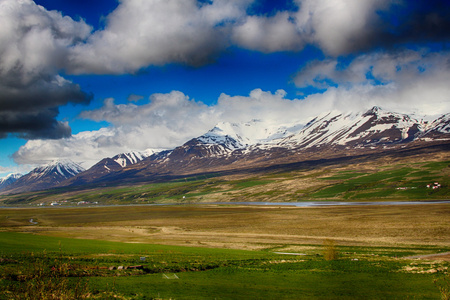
{"left": 1, "top": 0, "right": 449, "bottom": 177}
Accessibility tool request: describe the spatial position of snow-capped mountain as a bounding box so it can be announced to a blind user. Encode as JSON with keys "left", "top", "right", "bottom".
{"left": 112, "top": 149, "right": 160, "bottom": 167}
{"left": 277, "top": 106, "right": 434, "bottom": 149}
{"left": 61, "top": 150, "right": 159, "bottom": 187}
{"left": 115, "top": 107, "right": 446, "bottom": 178}
{"left": 0, "top": 173, "right": 22, "bottom": 190}
{"left": 1, "top": 160, "right": 84, "bottom": 194}
{"left": 178, "top": 107, "right": 450, "bottom": 157}
{"left": 195, "top": 120, "right": 304, "bottom": 155}
{"left": 421, "top": 114, "right": 450, "bottom": 140}
{"left": 2, "top": 107, "right": 449, "bottom": 194}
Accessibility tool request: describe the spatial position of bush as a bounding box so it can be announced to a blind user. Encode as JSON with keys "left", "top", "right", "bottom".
{"left": 323, "top": 239, "right": 339, "bottom": 261}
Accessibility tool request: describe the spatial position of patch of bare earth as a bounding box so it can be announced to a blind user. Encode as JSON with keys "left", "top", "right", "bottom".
{"left": 3, "top": 203, "right": 449, "bottom": 250}
{"left": 405, "top": 252, "right": 450, "bottom": 262}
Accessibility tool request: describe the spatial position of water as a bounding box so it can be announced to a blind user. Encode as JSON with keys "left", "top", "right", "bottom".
{"left": 205, "top": 200, "right": 450, "bottom": 207}
{"left": 1, "top": 200, "right": 449, "bottom": 209}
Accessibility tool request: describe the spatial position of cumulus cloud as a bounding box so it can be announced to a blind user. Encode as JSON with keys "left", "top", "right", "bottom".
{"left": 231, "top": 11, "right": 305, "bottom": 52}
{"left": 12, "top": 89, "right": 309, "bottom": 167}
{"left": 0, "top": 0, "right": 92, "bottom": 139}
{"left": 294, "top": 0, "right": 392, "bottom": 55}
{"left": 12, "top": 73, "right": 450, "bottom": 168}
{"left": 67, "top": 0, "right": 251, "bottom": 74}
{"left": 232, "top": 0, "right": 450, "bottom": 55}
{"left": 294, "top": 49, "right": 450, "bottom": 88}
{"left": 294, "top": 49, "right": 450, "bottom": 114}
{"left": 9, "top": 0, "right": 446, "bottom": 78}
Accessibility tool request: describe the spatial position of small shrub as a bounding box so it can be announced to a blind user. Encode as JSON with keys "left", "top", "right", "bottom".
{"left": 323, "top": 239, "right": 339, "bottom": 261}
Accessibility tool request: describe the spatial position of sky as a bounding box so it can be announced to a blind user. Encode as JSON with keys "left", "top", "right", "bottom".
{"left": 1, "top": 0, "right": 450, "bottom": 178}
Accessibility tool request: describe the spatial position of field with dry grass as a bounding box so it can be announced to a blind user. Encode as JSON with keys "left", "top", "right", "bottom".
{"left": 1, "top": 203, "right": 449, "bottom": 251}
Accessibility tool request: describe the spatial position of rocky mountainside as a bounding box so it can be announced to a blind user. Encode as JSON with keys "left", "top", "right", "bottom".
{"left": 67, "top": 106, "right": 449, "bottom": 186}
{"left": 61, "top": 150, "right": 158, "bottom": 186}
{"left": 1, "top": 160, "right": 84, "bottom": 194}
{"left": 2, "top": 107, "right": 449, "bottom": 194}
{"left": 167, "top": 106, "right": 449, "bottom": 158}
{"left": 276, "top": 107, "right": 428, "bottom": 149}
{"left": 0, "top": 173, "right": 22, "bottom": 190}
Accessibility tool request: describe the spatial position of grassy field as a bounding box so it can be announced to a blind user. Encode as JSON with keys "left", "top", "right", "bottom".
{"left": 0, "top": 203, "right": 449, "bottom": 299}
{"left": 0, "top": 230, "right": 449, "bottom": 299}
{"left": 0, "top": 153, "right": 448, "bottom": 298}
{"left": 1, "top": 204, "right": 449, "bottom": 248}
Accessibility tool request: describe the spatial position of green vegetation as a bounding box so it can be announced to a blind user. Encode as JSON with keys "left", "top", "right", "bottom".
{"left": 1, "top": 157, "right": 448, "bottom": 206}
{"left": 0, "top": 150, "right": 448, "bottom": 298}
{"left": 0, "top": 232, "right": 448, "bottom": 299}
{"left": 311, "top": 162, "right": 449, "bottom": 200}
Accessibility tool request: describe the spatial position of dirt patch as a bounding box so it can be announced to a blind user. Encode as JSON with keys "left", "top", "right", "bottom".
{"left": 2, "top": 204, "right": 449, "bottom": 250}
{"left": 405, "top": 252, "right": 450, "bottom": 262}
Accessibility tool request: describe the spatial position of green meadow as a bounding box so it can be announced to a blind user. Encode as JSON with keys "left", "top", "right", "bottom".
{"left": 0, "top": 232, "right": 449, "bottom": 299}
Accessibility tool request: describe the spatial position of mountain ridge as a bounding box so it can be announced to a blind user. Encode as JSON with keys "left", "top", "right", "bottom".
{"left": 0, "top": 173, "right": 22, "bottom": 190}
{"left": 2, "top": 107, "right": 449, "bottom": 194}
{"left": 61, "top": 106, "right": 449, "bottom": 188}
{"left": 0, "top": 160, "right": 84, "bottom": 194}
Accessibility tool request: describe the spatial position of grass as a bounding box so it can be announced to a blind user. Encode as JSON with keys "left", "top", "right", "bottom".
{"left": 0, "top": 232, "right": 448, "bottom": 299}
{"left": 0, "top": 150, "right": 449, "bottom": 298}
{"left": 1, "top": 203, "right": 449, "bottom": 248}
{"left": 311, "top": 162, "right": 449, "bottom": 200}
{"left": 1, "top": 155, "right": 448, "bottom": 206}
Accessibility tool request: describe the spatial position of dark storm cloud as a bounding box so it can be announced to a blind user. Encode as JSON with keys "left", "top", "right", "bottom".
{"left": 0, "top": 76, "right": 93, "bottom": 139}
{"left": 0, "top": 0, "right": 92, "bottom": 139}
{"left": 0, "top": 108, "right": 71, "bottom": 140}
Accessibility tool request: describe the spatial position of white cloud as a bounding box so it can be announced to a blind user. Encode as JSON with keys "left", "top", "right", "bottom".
{"left": 294, "top": 50, "right": 428, "bottom": 88}
{"left": 12, "top": 71, "right": 450, "bottom": 169}
{"left": 67, "top": 0, "right": 251, "bottom": 74}
{"left": 294, "top": 0, "right": 391, "bottom": 55}
{"left": 294, "top": 49, "right": 450, "bottom": 115}
{"left": 231, "top": 12, "right": 305, "bottom": 52}
{"left": 13, "top": 89, "right": 311, "bottom": 167}
{"left": 13, "top": 91, "right": 216, "bottom": 168}
{"left": 231, "top": 0, "right": 392, "bottom": 54}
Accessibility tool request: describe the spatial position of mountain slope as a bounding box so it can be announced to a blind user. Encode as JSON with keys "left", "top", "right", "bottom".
{"left": 0, "top": 173, "right": 22, "bottom": 190}
{"left": 277, "top": 107, "right": 436, "bottom": 149}
{"left": 3, "top": 107, "right": 449, "bottom": 194}
{"left": 1, "top": 160, "right": 84, "bottom": 194}
{"left": 62, "top": 150, "right": 158, "bottom": 186}
{"left": 70, "top": 107, "right": 449, "bottom": 187}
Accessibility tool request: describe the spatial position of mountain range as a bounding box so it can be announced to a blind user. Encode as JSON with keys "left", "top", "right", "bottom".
{"left": 1, "top": 107, "right": 449, "bottom": 195}
{"left": 0, "top": 173, "right": 22, "bottom": 190}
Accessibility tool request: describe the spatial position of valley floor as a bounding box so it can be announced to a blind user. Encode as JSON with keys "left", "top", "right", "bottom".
{"left": 1, "top": 203, "right": 449, "bottom": 299}
{"left": 1, "top": 203, "right": 449, "bottom": 250}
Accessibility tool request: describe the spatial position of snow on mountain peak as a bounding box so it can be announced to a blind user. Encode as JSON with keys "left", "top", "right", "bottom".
{"left": 0, "top": 173, "right": 22, "bottom": 186}
{"left": 198, "top": 119, "right": 306, "bottom": 150}
{"left": 33, "top": 159, "right": 85, "bottom": 179}
{"left": 193, "top": 106, "right": 449, "bottom": 154}
{"left": 112, "top": 149, "right": 159, "bottom": 168}
{"left": 1, "top": 173, "right": 22, "bottom": 181}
